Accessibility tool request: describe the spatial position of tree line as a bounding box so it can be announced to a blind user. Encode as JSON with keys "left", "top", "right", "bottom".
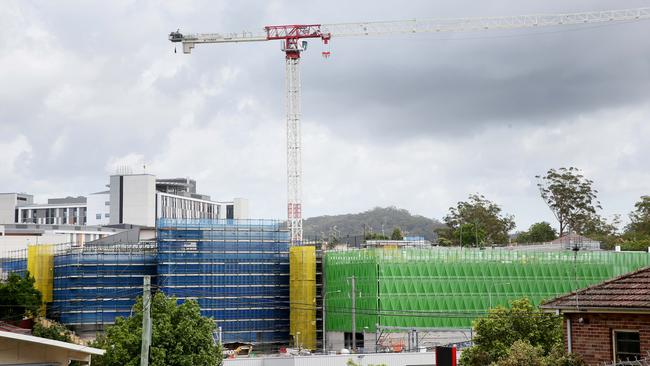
{"left": 436, "top": 167, "right": 650, "bottom": 250}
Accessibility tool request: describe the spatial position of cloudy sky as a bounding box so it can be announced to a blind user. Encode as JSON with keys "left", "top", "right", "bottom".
{"left": 2, "top": 0, "right": 650, "bottom": 232}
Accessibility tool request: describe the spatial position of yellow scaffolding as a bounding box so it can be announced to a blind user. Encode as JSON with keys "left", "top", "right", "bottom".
{"left": 289, "top": 246, "right": 316, "bottom": 350}
{"left": 27, "top": 244, "right": 54, "bottom": 314}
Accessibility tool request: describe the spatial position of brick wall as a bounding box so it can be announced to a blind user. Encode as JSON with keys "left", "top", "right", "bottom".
{"left": 564, "top": 312, "right": 650, "bottom": 365}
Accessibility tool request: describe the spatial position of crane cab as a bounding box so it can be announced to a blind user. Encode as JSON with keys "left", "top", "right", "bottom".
{"left": 169, "top": 31, "right": 183, "bottom": 42}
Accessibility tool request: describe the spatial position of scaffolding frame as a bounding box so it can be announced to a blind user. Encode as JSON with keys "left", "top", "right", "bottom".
{"left": 157, "top": 218, "right": 291, "bottom": 349}
{"left": 1, "top": 241, "right": 157, "bottom": 337}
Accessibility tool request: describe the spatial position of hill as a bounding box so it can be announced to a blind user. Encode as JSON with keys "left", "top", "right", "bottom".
{"left": 303, "top": 207, "right": 444, "bottom": 242}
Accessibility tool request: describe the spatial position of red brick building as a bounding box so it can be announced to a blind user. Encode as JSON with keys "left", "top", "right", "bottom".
{"left": 541, "top": 266, "right": 650, "bottom": 365}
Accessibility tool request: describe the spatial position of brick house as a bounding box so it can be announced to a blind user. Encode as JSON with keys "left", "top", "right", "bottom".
{"left": 541, "top": 266, "right": 650, "bottom": 365}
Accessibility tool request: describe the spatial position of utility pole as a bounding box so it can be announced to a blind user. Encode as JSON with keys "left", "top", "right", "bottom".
{"left": 140, "top": 275, "right": 151, "bottom": 366}
{"left": 350, "top": 275, "right": 356, "bottom": 353}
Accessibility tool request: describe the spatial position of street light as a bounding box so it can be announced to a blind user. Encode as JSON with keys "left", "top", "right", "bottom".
{"left": 487, "top": 282, "right": 511, "bottom": 309}
{"left": 323, "top": 289, "right": 341, "bottom": 352}
{"left": 362, "top": 326, "right": 369, "bottom": 353}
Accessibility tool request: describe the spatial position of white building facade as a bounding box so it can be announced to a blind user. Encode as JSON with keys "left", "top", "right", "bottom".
{"left": 86, "top": 191, "right": 111, "bottom": 226}
{"left": 0, "top": 174, "right": 249, "bottom": 228}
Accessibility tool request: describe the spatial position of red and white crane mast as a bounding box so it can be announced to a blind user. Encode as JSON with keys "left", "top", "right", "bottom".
{"left": 170, "top": 7, "right": 650, "bottom": 246}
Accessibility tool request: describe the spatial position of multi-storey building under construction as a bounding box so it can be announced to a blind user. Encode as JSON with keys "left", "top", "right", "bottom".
{"left": 0, "top": 219, "right": 290, "bottom": 350}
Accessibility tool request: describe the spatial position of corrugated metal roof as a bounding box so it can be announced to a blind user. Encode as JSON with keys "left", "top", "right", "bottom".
{"left": 541, "top": 266, "right": 650, "bottom": 311}
{"left": 0, "top": 331, "right": 105, "bottom": 355}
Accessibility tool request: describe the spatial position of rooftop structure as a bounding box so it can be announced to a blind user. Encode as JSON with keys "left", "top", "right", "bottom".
{"left": 551, "top": 232, "right": 602, "bottom": 251}
{"left": 364, "top": 236, "right": 433, "bottom": 249}
{"left": 0, "top": 330, "right": 104, "bottom": 365}
{"left": 0, "top": 223, "right": 124, "bottom": 252}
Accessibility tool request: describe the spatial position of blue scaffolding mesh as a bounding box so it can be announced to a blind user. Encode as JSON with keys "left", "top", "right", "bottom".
{"left": 1, "top": 243, "right": 156, "bottom": 331}
{"left": 157, "top": 219, "right": 290, "bottom": 345}
{"left": 49, "top": 243, "right": 157, "bottom": 327}
{"left": 0, "top": 248, "right": 28, "bottom": 278}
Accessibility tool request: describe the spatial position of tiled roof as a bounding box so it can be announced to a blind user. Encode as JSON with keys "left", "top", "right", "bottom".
{"left": 541, "top": 266, "right": 650, "bottom": 311}
{"left": 0, "top": 322, "right": 31, "bottom": 335}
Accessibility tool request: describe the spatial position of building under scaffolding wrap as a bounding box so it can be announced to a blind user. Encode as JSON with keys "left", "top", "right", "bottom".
{"left": 27, "top": 245, "right": 54, "bottom": 316}
{"left": 0, "top": 248, "right": 28, "bottom": 278}
{"left": 0, "top": 242, "right": 156, "bottom": 337}
{"left": 49, "top": 242, "right": 157, "bottom": 335}
{"left": 0, "top": 219, "right": 291, "bottom": 347}
{"left": 324, "top": 247, "right": 650, "bottom": 351}
{"left": 156, "top": 219, "right": 290, "bottom": 346}
{"left": 290, "top": 246, "right": 316, "bottom": 350}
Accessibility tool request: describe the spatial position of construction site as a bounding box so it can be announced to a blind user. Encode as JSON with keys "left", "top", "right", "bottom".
{"left": 3, "top": 236, "right": 650, "bottom": 354}
{"left": 2, "top": 4, "right": 650, "bottom": 365}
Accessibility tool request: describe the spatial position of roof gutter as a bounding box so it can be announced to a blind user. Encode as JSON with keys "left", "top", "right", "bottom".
{"left": 541, "top": 306, "right": 650, "bottom": 315}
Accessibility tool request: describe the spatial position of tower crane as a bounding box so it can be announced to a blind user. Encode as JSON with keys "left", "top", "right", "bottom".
{"left": 169, "top": 7, "right": 650, "bottom": 246}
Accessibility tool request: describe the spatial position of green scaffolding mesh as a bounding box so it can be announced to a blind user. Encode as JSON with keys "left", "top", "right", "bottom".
{"left": 324, "top": 248, "right": 650, "bottom": 331}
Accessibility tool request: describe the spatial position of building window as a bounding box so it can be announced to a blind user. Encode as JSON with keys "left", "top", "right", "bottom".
{"left": 614, "top": 330, "right": 641, "bottom": 362}
{"left": 105, "top": 213, "right": 110, "bottom": 218}
{"left": 96, "top": 214, "right": 102, "bottom": 220}
{"left": 227, "top": 205, "right": 234, "bottom": 219}
{"left": 105, "top": 201, "right": 110, "bottom": 206}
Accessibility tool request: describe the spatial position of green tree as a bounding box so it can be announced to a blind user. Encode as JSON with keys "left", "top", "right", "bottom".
{"left": 516, "top": 222, "right": 557, "bottom": 243}
{"left": 536, "top": 167, "right": 601, "bottom": 237}
{"left": 459, "top": 298, "right": 562, "bottom": 366}
{"left": 91, "top": 292, "right": 221, "bottom": 366}
{"left": 492, "top": 341, "right": 586, "bottom": 366}
{"left": 627, "top": 195, "right": 650, "bottom": 236}
{"left": 390, "top": 228, "right": 403, "bottom": 240}
{"left": 494, "top": 340, "right": 546, "bottom": 366}
{"left": 364, "top": 232, "right": 389, "bottom": 240}
{"left": 0, "top": 272, "right": 42, "bottom": 322}
{"left": 442, "top": 194, "right": 515, "bottom": 245}
{"left": 32, "top": 321, "right": 72, "bottom": 342}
